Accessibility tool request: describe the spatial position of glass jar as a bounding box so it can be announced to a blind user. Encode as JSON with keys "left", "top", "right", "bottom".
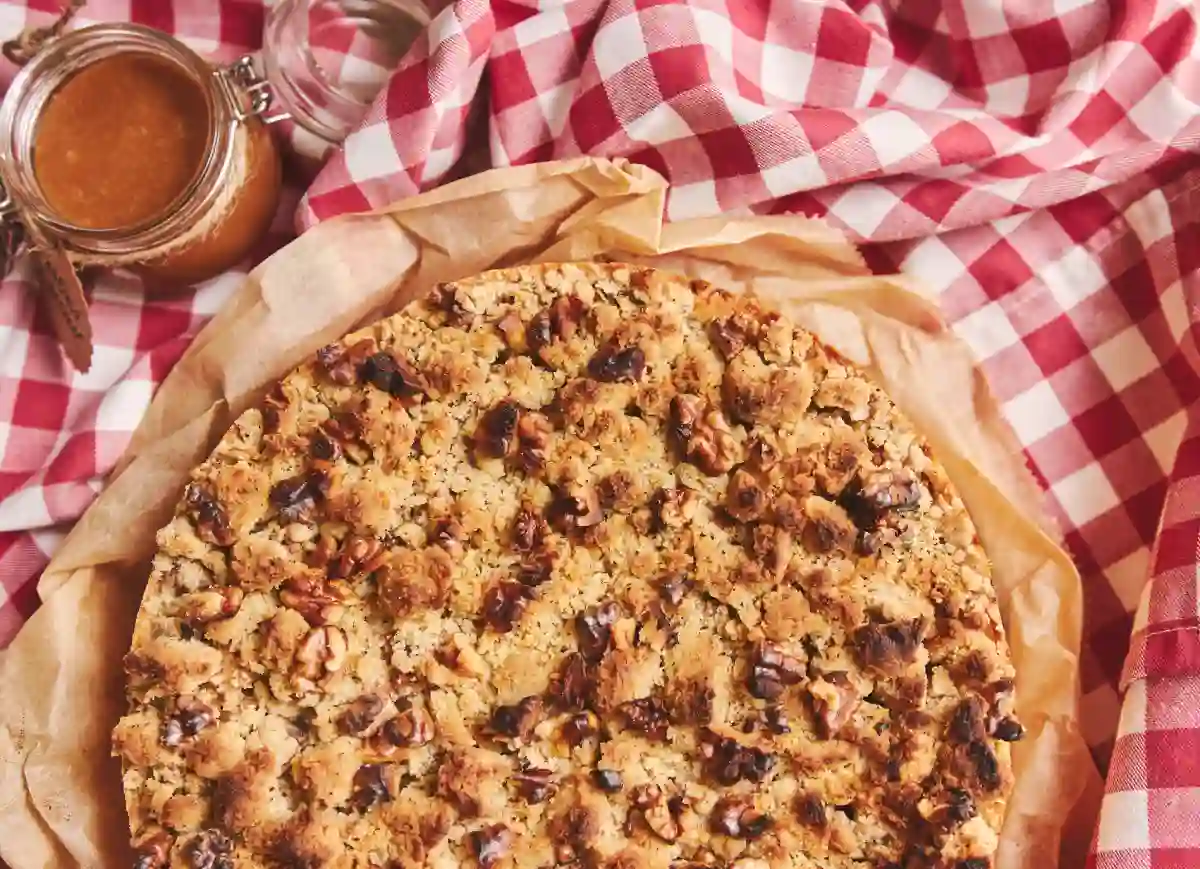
{"left": 263, "top": 0, "right": 431, "bottom": 154}
{"left": 0, "top": 23, "right": 283, "bottom": 286}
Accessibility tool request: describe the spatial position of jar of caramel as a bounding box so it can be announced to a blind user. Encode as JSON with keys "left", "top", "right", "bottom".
{"left": 0, "top": 23, "right": 283, "bottom": 286}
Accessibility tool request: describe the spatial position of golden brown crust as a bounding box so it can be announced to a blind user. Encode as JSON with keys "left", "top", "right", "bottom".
{"left": 116, "top": 263, "right": 1019, "bottom": 869}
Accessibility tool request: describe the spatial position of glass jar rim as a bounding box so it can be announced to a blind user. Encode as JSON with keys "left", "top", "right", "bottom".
{"left": 0, "top": 23, "right": 236, "bottom": 253}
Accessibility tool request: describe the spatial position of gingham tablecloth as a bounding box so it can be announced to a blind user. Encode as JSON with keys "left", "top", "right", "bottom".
{"left": 1, "top": 0, "right": 1199, "bottom": 864}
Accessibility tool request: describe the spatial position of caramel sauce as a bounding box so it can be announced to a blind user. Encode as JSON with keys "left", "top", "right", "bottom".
{"left": 33, "top": 52, "right": 211, "bottom": 230}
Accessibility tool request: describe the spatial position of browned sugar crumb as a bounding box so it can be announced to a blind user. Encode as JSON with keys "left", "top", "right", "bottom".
{"left": 116, "top": 262, "right": 1019, "bottom": 869}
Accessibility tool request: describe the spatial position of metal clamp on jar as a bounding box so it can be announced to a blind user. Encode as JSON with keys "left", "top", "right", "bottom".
{"left": 0, "top": 22, "right": 284, "bottom": 286}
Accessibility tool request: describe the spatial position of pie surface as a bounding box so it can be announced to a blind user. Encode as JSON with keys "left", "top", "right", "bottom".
{"left": 115, "top": 262, "right": 1021, "bottom": 869}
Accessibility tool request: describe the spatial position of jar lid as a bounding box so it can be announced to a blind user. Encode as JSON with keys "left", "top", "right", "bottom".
{"left": 261, "top": 0, "right": 432, "bottom": 150}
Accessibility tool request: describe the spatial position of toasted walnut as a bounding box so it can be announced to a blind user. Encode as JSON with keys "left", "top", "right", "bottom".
{"left": 316, "top": 341, "right": 366, "bottom": 385}
{"left": 512, "top": 768, "right": 557, "bottom": 804}
{"left": 295, "top": 625, "right": 347, "bottom": 679}
{"left": 308, "top": 428, "right": 343, "bottom": 464}
{"left": 747, "top": 642, "right": 804, "bottom": 700}
{"left": 949, "top": 697, "right": 988, "bottom": 745}
{"left": 474, "top": 400, "right": 522, "bottom": 460}
{"left": 548, "top": 484, "right": 603, "bottom": 531}
{"left": 667, "top": 678, "right": 714, "bottom": 726}
{"left": 432, "top": 281, "right": 479, "bottom": 325}
{"left": 669, "top": 396, "right": 740, "bottom": 475}
{"left": 469, "top": 824, "right": 512, "bottom": 869}
{"left": 802, "top": 495, "right": 858, "bottom": 554}
{"left": 794, "top": 792, "right": 827, "bottom": 828}
{"left": 630, "top": 784, "right": 661, "bottom": 809}
{"left": 359, "top": 351, "right": 428, "bottom": 399}
{"left": 650, "top": 487, "right": 695, "bottom": 531}
{"left": 619, "top": 697, "right": 670, "bottom": 741}
{"left": 851, "top": 618, "right": 925, "bottom": 674}
{"left": 710, "top": 797, "right": 772, "bottom": 840}
{"left": 591, "top": 769, "right": 623, "bottom": 792}
{"left": 548, "top": 653, "right": 596, "bottom": 710}
{"left": 183, "top": 484, "right": 233, "bottom": 547}
{"left": 162, "top": 697, "right": 216, "bottom": 747}
{"left": 132, "top": 832, "right": 172, "bottom": 869}
{"left": 550, "top": 295, "right": 588, "bottom": 340}
{"left": 588, "top": 343, "right": 646, "bottom": 383}
{"left": 993, "top": 717, "right": 1025, "bottom": 742}
{"left": 575, "top": 602, "right": 620, "bottom": 662}
{"left": 182, "top": 829, "right": 233, "bottom": 869}
{"left": 749, "top": 525, "right": 792, "bottom": 581}
{"left": 511, "top": 507, "right": 547, "bottom": 553}
{"left": 337, "top": 695, "right": 385, "bottom": 736}
{"left": 726, "top": 470, "right": 767, "bottom": 522}
{"left": 327, "top": 534, "right": 385, "bottom": 580}
{"left": 966, "top": 739, "right": 1002, "bottom": 792}
{"left": 808, "top": 673, "right": 859, "bottom": 738}
{"left": 496, "top": 311, "right": 527, "bottom": 351}
{"left": 377, "top": 547, "right": 453, "bottom": 618}
{"left": 645, "top": 800, "right": 681, "bottom": 842}
{"left": 377, "top": 703, "right": 435, "bottom": 748}
{"left": 699, "top": 730, "right": 777, "bottom": 786}
{"left": 709, "top": 313, "right": 759, "bottom": 360}
{"left": 526, "top": 312, "right": 553, "bottom": 355}
{"left": 269, "top": 471, "right": 329, "bottom": 523}
{"left": 838, "top": 469, "right": 922, "bottom": 532}
{"left": 489, "top": 696, "right": 543, "bottom": 740}
{"left": 514, "top": 412, "right": 552, "bottom": 474}
{"left": 181, "top": 587, "right": 243, "bottom": 626}
{"left": 941, "top": 788, "right": 977, "bottom": 828}
{"left": 351, "top": 763, "right": 392, "bottom": 810}
{"left": 279, "top": 575, "right": 346, "bottom": 627}
{"left": 430, "top": 517, "right": 467, "bottom": 557}
{"left": 657, "top": 573, "right": 693, "bottom": 607}
{"left": 482, "top": 581, "right": 535, "bottom": 633}
{"left": 517, "top": 550, "right": 558, "bottom": 588}
{"left": 561, "top": 710, "right": 597, "bottom": 746}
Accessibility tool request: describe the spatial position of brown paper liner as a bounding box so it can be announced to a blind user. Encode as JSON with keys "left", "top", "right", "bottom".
{"left": 0, "top": 157, "right": 1101, "bottom": 868}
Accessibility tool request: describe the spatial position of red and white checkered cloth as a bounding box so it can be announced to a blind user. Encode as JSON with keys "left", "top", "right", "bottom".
{"left": 2, "top": 0, "right": 1199, "bottom": 862}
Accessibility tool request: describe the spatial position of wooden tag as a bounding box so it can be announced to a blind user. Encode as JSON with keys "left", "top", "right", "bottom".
{"left": 27, "top": 238, "right": 92, "bottom": 373}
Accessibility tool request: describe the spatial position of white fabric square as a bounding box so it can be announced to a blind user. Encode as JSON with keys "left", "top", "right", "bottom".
{"left": 1043, "top": 243, "right": 1112, "bottom": 309}
{"left": 1127, "top": 74, "right": 1197, "bottom": 141}
{"left": 953, "top": 302, "right": 1024, "bottom": 361}
{"left": 890, "top": 64, "right": 954, "bottom": 110}
{"left": 511, "top": 5, "right": 572, "bottom": 48}
{"left": 95, "top": 379, "right": 155, "bottom": 434}
{"left": 759, "top": 41, "right": 815, "bottom": 103}
{"left": 343, "top": 121, "right": 403, "bottom": 183}
{"left": 1052, "top": 460, "right": 1121, "bottom": 527}
{"left": 0, "top": 486, "right": 54, "bottom": 532}
{"left": 1003, "top": 379, "right": 1071, "bottom": 444}
{"left": 591, "top": 13, "right": 647, "bottom": 80}
{"left": 1117, "top": 679, "right": 1150, "bottom": 736}
{"left": 859, "top": 111, "right": 930, "bottom": 167}
{"left": 667, "top": 180, "right": 722, "bottom": 221}
{"left": 758, "top": 153, "right": 826, "bottom": 198}
{"left": 1105, "top": 547, "right": 1153, "bottom": 613}
{"left": 961, "top": 2, "right": 1012, "bottom": 38}
{"left": 827, "top": 186, "right": 900, "bottom": 236}
{"left": 624, "top": 102, "right": 696, "bottom": 144}
{"left": 983, "top": 76, "right": 1031, "bottom": 115}
{"left": 693, "top": 8, "right": 735, "bottom": 68}
{"left": 1095, "top": 789, "right": 1151, "bottom": 851}
{"left": 1092, "top": 326, "right": 1160, "bottom": 393}
{"left": 1143, "top": 410, "right": 1188, "bottom": 478}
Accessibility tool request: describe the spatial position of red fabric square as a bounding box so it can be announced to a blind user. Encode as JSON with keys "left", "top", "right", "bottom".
{"left": 815, "top": 7, "right": 872, "bottom": 66}
{"left": 697, "top": 125, "right": 759, "bottom": 178}
{"left": 966, "top": 238, "right": 1034, "bottom": 300}
{"left": 11, "top": 380, "right": 70, "bottom": 432}
{"left": 648, "top": 45, "right": 710, "bottom": 100}
{"left": 1010, "top": 19, "right": 1072, "bottom": 75}
{"left": 1071, "top": 91, "right": 1129, "bottom": 147}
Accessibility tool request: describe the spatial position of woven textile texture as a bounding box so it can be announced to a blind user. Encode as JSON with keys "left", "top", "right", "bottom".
{"left": 2, "top": 0, "right": 1200, "bottom": 864}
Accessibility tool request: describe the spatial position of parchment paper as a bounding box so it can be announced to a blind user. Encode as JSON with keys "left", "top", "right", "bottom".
{"left": 0, "top": 157, "right": 1103, "bottom": 869}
